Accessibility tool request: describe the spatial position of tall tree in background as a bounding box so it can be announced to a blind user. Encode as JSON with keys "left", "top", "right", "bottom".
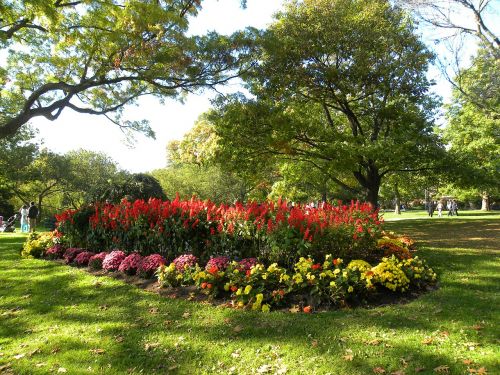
{"left": 211, "top": 0, "right": 444, "bottom": 207}
{"left": 0, "top": 0, "right": 256, "bottom": 139}
{"left": 398, "top": 0, "right": 499, "bottom": 116}
{"left": 444, "top": 47, "right": 499, "bottom": 210}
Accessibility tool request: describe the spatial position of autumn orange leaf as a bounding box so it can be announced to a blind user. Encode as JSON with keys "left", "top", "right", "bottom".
{"left": 373, "top": 367, "right": 386, "bottom": 374}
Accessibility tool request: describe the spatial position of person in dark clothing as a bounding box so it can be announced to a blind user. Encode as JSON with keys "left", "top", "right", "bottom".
{"left": 427, "top": 201, "right": 435, "bottom": 217}
{"left": 27, "top": 201, "right": 39, "bottom": 232}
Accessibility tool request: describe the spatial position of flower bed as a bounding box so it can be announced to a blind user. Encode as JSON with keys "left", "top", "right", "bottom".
{"left": 25, "top": 232, "right": 437, "bottom": 312}
{"left": 54, "top": 197, "right": 382, "bottom": 266}
{"left": 23, "top": 197, "right": 437, "bottom": 313}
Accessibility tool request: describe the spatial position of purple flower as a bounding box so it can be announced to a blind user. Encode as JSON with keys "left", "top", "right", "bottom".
{"left": 102, "top": 250, "right": 126, "bottom": 271}
{"left": 239, "top": 258, "right": 258, "bottom": 271}
{"left": 205, "top": 256, "right": 231, "bottom": 272}
{"left": 74, "top": 251, "right": 96, "bottom": 266}
{"left": 45, "top": 244, "right": 65, "bottom": 259}
{"left": 172, "top": 254, "right": 198, "bottom": 273}
{"left": 88, "top": 252, "right": 108, "bottom": 270}
{"left": 138, "top": 254, "right": 166, "bottom": 278}
{"left": 63, "top": 248, "right": 84, "bottom": 264}
{"left": 118, "top": 252, "right": 143, "bottom": 275}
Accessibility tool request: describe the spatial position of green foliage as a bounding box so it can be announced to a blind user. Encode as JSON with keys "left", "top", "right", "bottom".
{"left": 21, "top": 231, "right": 54, "bottom": 258}
{"left": 0, "top": 0, "right": 257, "bottom": 138}
{"left": 211, "top": 0, "right": 444, "bottom": 206}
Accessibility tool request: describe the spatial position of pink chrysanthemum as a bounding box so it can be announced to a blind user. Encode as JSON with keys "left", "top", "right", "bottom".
{"left": 102, "top": 250, "right": 126, "bottom": 271}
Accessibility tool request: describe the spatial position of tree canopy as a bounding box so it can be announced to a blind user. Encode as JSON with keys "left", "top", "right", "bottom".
{"left": 0, "top": 0, "right": 256, "bottom": 139}
{"left": 210, "top": 0, "right": 445, "bottom": 206}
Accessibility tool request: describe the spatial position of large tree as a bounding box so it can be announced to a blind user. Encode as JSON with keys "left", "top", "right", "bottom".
{"left": 398, "top": 0, "right": 499, "bottom": 117}
{"left": 211, "top": 0, "right": 444, "bottom": 207}
{"left": 0, "top": 0, "right": 255, "bottom": 139}
{"left": 444, "top": 47, "right": 499, "bottom": 210}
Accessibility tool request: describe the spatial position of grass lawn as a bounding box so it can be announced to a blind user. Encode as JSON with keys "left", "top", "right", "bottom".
{"left": 0, "top": 214, "right": 499, "bottom": 374}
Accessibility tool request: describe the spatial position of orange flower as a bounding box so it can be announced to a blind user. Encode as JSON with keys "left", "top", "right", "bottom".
{"left": 208, "top": 266, "right": 218, "bottom": 275}
{"left": 303, "top": 306, "right": 312, "bottom": 313}
{"left": 311, "top": 263, "right": 322, "bottom": 271}
{"left": 207, "top": 283, "right": 213, "bottom": 289}
{"left": 201, "top": 282, "right": 207, "bottom": 289}
{"left": 230, "top": 285, "right": 238, "bottom": 292}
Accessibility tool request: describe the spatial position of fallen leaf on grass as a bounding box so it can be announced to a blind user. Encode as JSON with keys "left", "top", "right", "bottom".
{"left": 57, "top": 368, "right": 67, "bottom": 373}
{"left": 0, "top": 364, "right": 11, "bottom": 371}
{"left": 471, "top": 325, "right": 483, "bottom": 331}
{"left": 288, "top": 306, "right": 300, "bottom": 313}
{"left": 149, "top": 307, "right": 159, "bottom": 314}
{"left": 342, "top": 354, "right": 354, "bottom": 361}
{"left": 144, "top": 342, "right": 161, "bottom": 351}
{"left": 468, "top": 367, "right": 487, "bottom": 374}
{"left": 231, "top": 349, "right": 241, "bottom": 358}
{"left": 90, "top": 348, "right": 106, "bottom": 355}
{"left": 391, "top": 371, "right": 405, "bottom": 375}
{"left": 433, "top": 365, "right": 449, "bottom": 373}
{"left": 115, "top": 335, "right": 125, "bottom": 343}
{"left": 311, "top": 339, "right": 318, "bottom": 348}
{"left": 51, "top": 347, "right": 61, "bottom": 354}
{"left": 463, "top": 359, "right": 474, "bottom": 365}
{"left": 29, "top": 348, "right": 41, "bottom": 357}
{"left": 439, "top": 331, "right": 450, "bottom": 337}
{"left": 373, "top": 367, "right": 386, "bottom": 374}
{"left": 182, "top": 312, "right": 191, "bottom": 319}
{"left": 99, "top": 304, "right": 108, "bottom": 310}
{"left": 233, "top": 325, "right": 243, "bottom": 333}
{"left": 422, "top": 337, "right": 434, "bottom": 345}
{"left": 187, "top": 292, "right": 196, "bottom": 301}
{"left": 415, "top": 367, "right": 425, "bottom": 373}
{"left": 13, "top": 353, "right": 25, "bottom": 360}
{"left": 257, "top": 364, "right": 272, "bottom": 373}
{"left": 365, "top": 339, "right": 381, "bottom": 346}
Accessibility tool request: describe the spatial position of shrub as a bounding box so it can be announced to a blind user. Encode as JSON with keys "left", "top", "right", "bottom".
{"left": 156, "top": 263, "right": 194, "bottom": 287}
{"left": 55, "top": 198, "right": 382, "bottom": 266}
{"left": 172, "top": 254, "right": 198, "bottom": 272}
{"left": 45, "top": 244, "right": 65, "bottom": 259}
{"left": 371, "top": 256, "right": 410, "bottom": 292}
{"left": 22, "top": 232, "right": 55, "bottom": 258}
{"left": 226, "top": 262, "right": 289, "bottom": 311}
{"left": 238, "top": 258, "right": 258, "bottom": 271}
{"left": 102, "top": 250, "right": 126, "bottom": 271}
{"left": 74, "top": 251, "right": 95, "bottom": 267}
{"left": 205, "top": 256, "right": 231, "bottom": 272}
{"left": 399, "top": 256, "right": 437, "bottom": 289}
{"left": 88, "top": 252, "right": 108, "bottom": 270}
{"left": 118, "top": 252, "right": 143, "bottom": 275}
{"left": 138, "top": 254, "right": 166, "bottom": 278}
{"left": 63, "top": 248, "right": 85, "bottom": 264}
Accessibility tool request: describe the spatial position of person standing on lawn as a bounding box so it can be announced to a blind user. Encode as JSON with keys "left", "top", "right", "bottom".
{"left": 27, "top": 201, "right": 39, "bottom": 232}
{"left": 19, "top": 204, "right": 29, "bottom": 232}
{"left": 427, "top": 201, "right": 435, "bottom": 217}
{"left": 436, "top": 201, "right": 443, "bottom": 217}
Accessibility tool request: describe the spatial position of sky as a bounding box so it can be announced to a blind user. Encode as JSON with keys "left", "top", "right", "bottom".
{"left": 29, "top": 0, "right": 468, "bottom": 173}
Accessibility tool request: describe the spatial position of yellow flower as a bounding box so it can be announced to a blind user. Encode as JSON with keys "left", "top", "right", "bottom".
{"left": 330, "top": 281, "right": 336, "bottom": 287}
{"left": 334, "top": 269, "right": 340, "bottom": 275}
{"left": 267, "top": 263, "right": 278, "bottom": 273}
{"left": 261, "top": 304, "right": 270, "bottom": 313}
{"left": 233, "top": 269, "right": 239, "bottom": 274}
{"left": 262, "top": 273, "right": 268, "bottom": 280}
{"left": 224, "top": 283, "right": 230, "bottom": 291}
{"left": 244, "top": 285, "right": 252, "bottom": 294}
{"left": 280, "top": 274, "right": 290, "bottom": 282}
{"left": 347, "top": 286, "right": 354, "bottom": 293}
{"left": 236, "top": 288, "right": 242, "bottom": 296}
{"left": 256, "top": 293, "right": 263, "bottom": 303}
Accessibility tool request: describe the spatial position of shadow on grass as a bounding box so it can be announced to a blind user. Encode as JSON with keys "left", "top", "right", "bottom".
{"left": 1, "top": 219, "right": 499, "bottom": 374}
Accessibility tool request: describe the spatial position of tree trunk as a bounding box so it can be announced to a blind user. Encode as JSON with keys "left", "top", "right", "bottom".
{"left": 353, "top": 163, "right": 381, "bottom": 208}
{"left": 481, "top": 192, "right": 490, "bottom": 211}
{"left": 37, "top": 195, "right": 43, "bottom": 221}
{"left": 394, "top": 182, "right": 401, "bottom": 215}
